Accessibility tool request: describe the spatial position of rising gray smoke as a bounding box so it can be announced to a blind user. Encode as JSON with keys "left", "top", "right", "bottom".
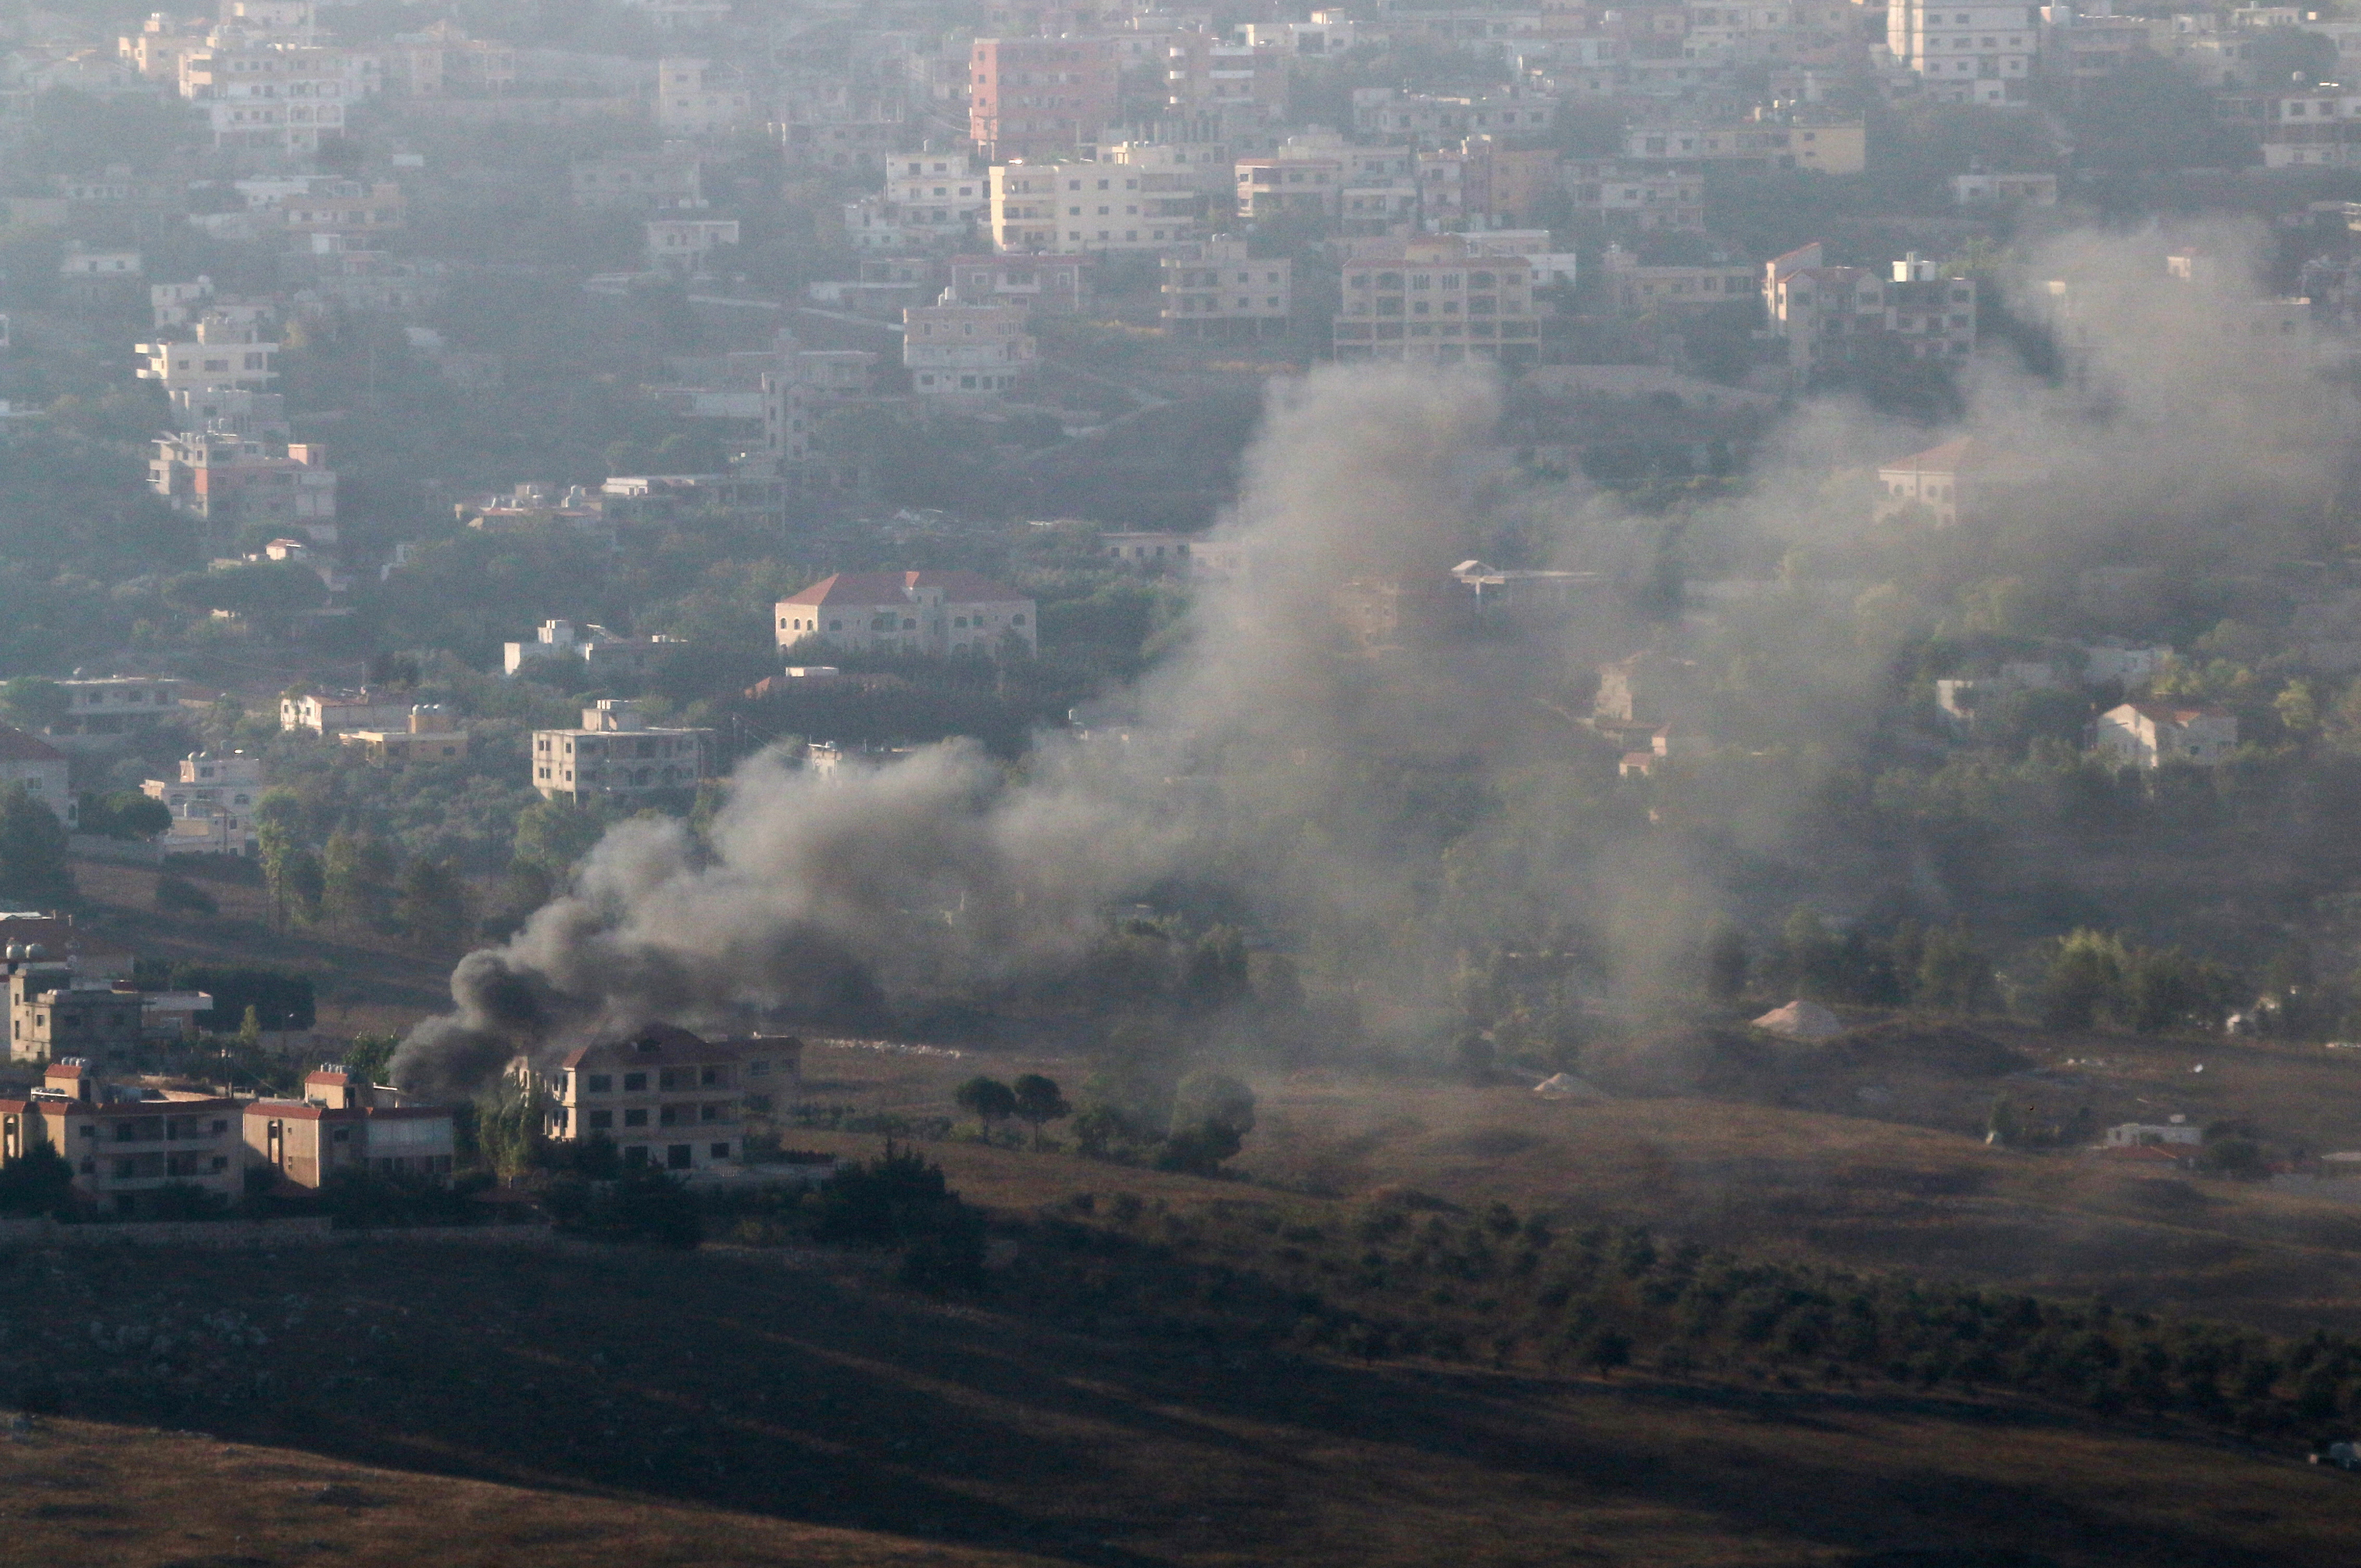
{"left": 394, "top": 366, "right": 1522, "bottom": 1093}
{"left": 395, "top": 225, "right": 2353, "bottom": 1094}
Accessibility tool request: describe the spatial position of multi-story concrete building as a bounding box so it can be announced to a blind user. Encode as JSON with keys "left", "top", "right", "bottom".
{"left": 135, "top": 315, "right": 279, "bottom": 396}
{"left": 1332, "top": 235, "right": 1543, "bottom": 364}
{"left": 969, "top": 36, "right": 1119, "bottom": 161}
{"left": 8, "top": 1061, "right": 245, "bottom": 1217}
{"left": 179, "top": 41, "right": 372, "bottom": 151}
{"left": 338, "top": 707, "right": 471, "bottom": 765}
{"left": 1874, "top": 437, "right": 2014, "bottom": 527}
{"left": 989, "top": 159, "right": 1201, "bottom": 252}
{"left": 645, "top": 217, "right": 740, "bottom": 274}
{"left": 571, "top": 149, "right": 706, "bottom": 211}
{"left": 1163, "top": 32, "right": 1291, "bottom": 120}
{"left": 47, "top": 678, "right": 187, "bottom": 748}
{"left": 544, "top": 1025, "right": 802, "bottom": 1171}
{"left": 245, "top": 1066, "right": 455, "bottom": 1189}
{"left": 902, "top": 299, "right": 1038, "bottom": 397}
{"left": 845, "top": 148, "right": 989, "bottom": 249}
{"left": 776, "top": 571, "right": 1039, "bottom": 657}
{"left": 383, "top": 22, "right": 517, "bottom": 96}
{"left": 1565, "top": 160, "right": 1707, "bottom": 231}
{"left": 1620, "top": 113, "right": 1865, "bottom": 172}
{"left": 947, "top": 252, "right": 1094, "bottom": 311}
{"left": 1762, "top": 242, "right": 1975, "bottom": 377}
{"left": 281, "top": 691, "right": 410, "bottom": 735}
{"left": 148, "top": 433, "right": 335, "bottom": 538}
{"left": 1887, "top": 0, "right": 2039, "bottom": 104}
{"left": 1351, "top": 86, "right": 1559, "bottom": 143}
{"left": 143, "top": 750, "right": 266, "bottom": 856}
{"left": 1599, "top": 245, "right": 1757, "bottom": 311}
{"left": 656, "top": 57, "right": 754, "bottom": 136}
{"left": 10, "top": 976, "right": 145, "bottom": 1067}
{"left": 1160, "top": 238, "right": 1291, "bottom": 336}
{"left": 531, "top": 701, "right": 714, "bottom": 802}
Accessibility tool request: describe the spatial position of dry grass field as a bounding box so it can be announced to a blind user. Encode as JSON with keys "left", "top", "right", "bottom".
{"left": 7, "top": 1229, "right": 2361, "bottom": 1568}
{"left": 795, "top": 1029, "right": 2361, "bottom": 1339}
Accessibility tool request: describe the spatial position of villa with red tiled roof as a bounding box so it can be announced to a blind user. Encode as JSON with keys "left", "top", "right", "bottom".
{"left": 2095, "top": 701, "right": 2238, "bottom": 769}
{"left": 1873, "top": 436, "right": 2030, "bottom": 527}
{"left": 774, "top": 571, "right": 1038, "bottom": 659}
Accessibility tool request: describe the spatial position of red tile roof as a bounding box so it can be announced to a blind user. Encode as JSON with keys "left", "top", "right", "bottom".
{"left": 0, "top": 724, "right": 66, "bottom": 764}
{"left": 780, "top": 571, "right": 1029, "bottom": 608}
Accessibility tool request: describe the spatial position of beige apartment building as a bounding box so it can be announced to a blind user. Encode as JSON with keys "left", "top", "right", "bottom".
{"left": 245, "top": 1066, "right": 455, "bottom": 1189}
{"left": 7, "top": 1060, "right": 245, "bottom": 1217}
{"left": 776, "top": 570, "right": 1039, "bottom": 656}
{"left": 1332, "top": 235, "right": 1542, "bottom": 364}
{"left": 989, "top": 160, "right": 1201, "bottom": 253}
{"left": 545, "top": 1025, "right": 802, "bottom": 1170}
{"left": 1160, "top": 239, "right": 1291, "bottom": 336}
{"left": 530, "top": 700, "right": 713, "bottom": 802}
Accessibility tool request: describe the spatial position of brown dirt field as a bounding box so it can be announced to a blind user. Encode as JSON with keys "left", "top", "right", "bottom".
{"left": 71, "top": 855, "right": 460, "bottom": 1036}
{"left": 0, "top": 1418, "right": 1062, "bottom": 1568}
{"left": 793, "top": 1038, "right": 2361, "bottom": 1339}
{"left": 9, "top": 1237, "right": 2361, "bottom": 1568}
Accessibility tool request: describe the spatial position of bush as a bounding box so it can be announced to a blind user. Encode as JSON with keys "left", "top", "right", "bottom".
{"left": 812, "top": 1144, "right": 985, "bottom": 1292}
{"left": 542, "top": 1164, "right": 700, "bottom": 1249}
{"left": 321, "top": 1168, "right": 478, "bottom": 1229}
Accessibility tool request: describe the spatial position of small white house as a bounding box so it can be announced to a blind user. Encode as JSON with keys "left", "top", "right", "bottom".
{"left": 2094, "top": 702, "right": 2238, "bottom": 768}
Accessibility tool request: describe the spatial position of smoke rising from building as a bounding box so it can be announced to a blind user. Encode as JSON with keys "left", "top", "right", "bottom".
{"left": 394, "top": 225, "right": 2352, "bottom": 1095}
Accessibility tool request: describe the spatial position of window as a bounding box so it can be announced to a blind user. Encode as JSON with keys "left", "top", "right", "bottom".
{"left": 668, "top": 1144, "right": 693, "bottom": 1169}
{"left": 623, "top": 1072, "right": 647, "bottom": 1092}
{"left": 700, "top": 1067, "right": 719, "bottom": 1086}
{"left": 701, "top": 1103, "right": 721, "bottom": 1122}
{"left": 624, "top": 1108, "right": 649, "bottom": 1127}
{"left": 710, "top": 1142, "right": 731, "bottom": 1160}
{"left": 589, "top": 1109, "right": 613, "bottom": 1130}
{"left": 587, "top": 1073, "right": 612, "bottom": 1093}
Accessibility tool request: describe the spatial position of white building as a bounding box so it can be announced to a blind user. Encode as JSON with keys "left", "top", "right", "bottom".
{"left": 989, "top": 160, "right": 1202, "bottom": 254}
{"left": 646, "top": 217, "right": 740, "bottom": 274}
{"left": 1886, "top": 0, "right": 2038, "bottom": 104}
{"left": 135, "top": 315, "right": 279, "bottom": 396}
{"left": 531, "top": 701, "right": 713, "bottom": 802}
{"left": 2094, "top": 702, "right": 2239, "bottom": 768}
{"left": 902, "top": 299, "right": 1037, "bottom": 398}
{"left": 655, "top": 57, "right": 753, "bottom": 136}
{"left": 143, "top": 751, "right": 264, "bottom": 854}
{"left": 0, "top": 728, "right": 73, "bottom": 825}
{"left": 502, "top": 619, "right": 684, "bottom": 678}
{"left": 280, "top": 691, "right": 411, "bottom": 735}
{"left": 46, "top": 678, "right": 187, "bottom": 749}
{"left": 775, "top": 571, "right": 1037, "bottom": 657}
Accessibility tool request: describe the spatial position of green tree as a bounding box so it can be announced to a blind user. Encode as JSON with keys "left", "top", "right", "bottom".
{"left": 953, "top": 1074, "right": 1017, "bottom": 1139}
{"left": 512, "top": 796, "right": 613, "bottom": 882}
{"left": 321, "top": 831, "right": 399, "bottom": 932}
{"left": 1915, "top": 921, "right": 1996, "bottom": 1014}
{"left": 78, "top": 791, "right": 171, "bottom": 840}
{"left": 394, "top": 857, "right": 470, "bottom": 949}
{"left": 342, "top": 1033, "right": 399, "bottom": 1086}
{"left": 475, "top": 1079, "right": 546, "bottom": 1182}
{"left": 1705, "top": 926, "right": 1750, "bottom": 1004}
{"left": 1011, "top": 1072, "right": 1070, "bottom": 1149}
{"left": 0, "top": 783, "right": 71, "bottom": 907}
{"left": 0, "top": 1136, "right": 72, "bottom": 1216}
{"left": 2042, "top": 929, "right": 2127, "bottom": 1031}
{"left": 0, "top": 677, "right": 68, "bottom": 735}
{"left": 1180, "top": 924, "right": 1251, "bottom": 1012}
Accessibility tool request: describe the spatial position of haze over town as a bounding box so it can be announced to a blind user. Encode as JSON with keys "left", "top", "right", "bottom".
{"left": 9, "top": 0, "right": 2361, "bottom": 1560}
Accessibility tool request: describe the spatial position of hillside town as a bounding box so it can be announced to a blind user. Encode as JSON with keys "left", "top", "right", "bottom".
{"left": 16, "top": 0, "right": 2361, "bottom": 1555}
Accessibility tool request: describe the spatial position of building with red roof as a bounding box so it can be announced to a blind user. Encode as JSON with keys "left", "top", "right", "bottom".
{"left": 774, "top": 571, "right": 1037, "bottom": 658}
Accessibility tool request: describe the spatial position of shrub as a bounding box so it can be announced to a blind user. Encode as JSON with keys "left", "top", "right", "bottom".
{"left": 542, "top": 1165, "right": 700, "bottom": 1249}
